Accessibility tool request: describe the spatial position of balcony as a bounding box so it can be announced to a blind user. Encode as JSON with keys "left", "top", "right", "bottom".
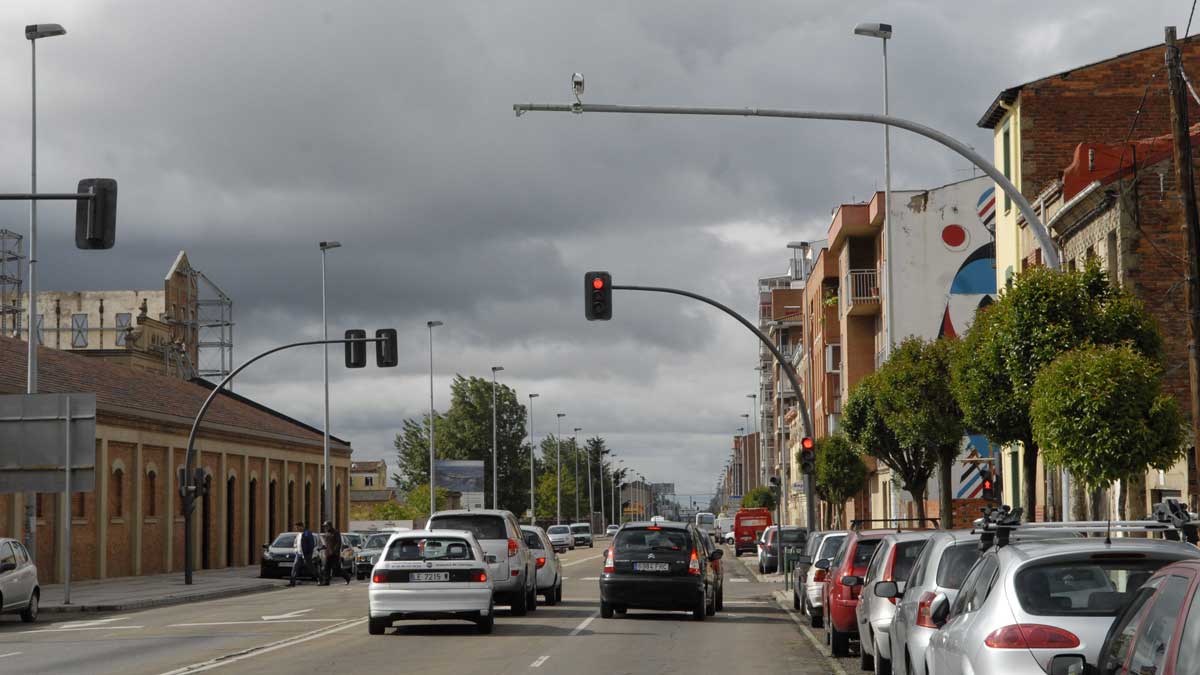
{"left": 844, "top": 269, "right": 881, "bottom": 316}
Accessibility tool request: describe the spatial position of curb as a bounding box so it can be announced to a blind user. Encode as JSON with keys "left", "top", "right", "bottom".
{"left": 41, "top": 580, "right": 287, "bottom": 614}
{"left": 771, "top": 589, "right": 848, "bottom": 675}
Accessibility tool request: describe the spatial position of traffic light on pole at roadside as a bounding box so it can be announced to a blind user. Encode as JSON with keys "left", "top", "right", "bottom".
{"left": 799, "top": 436, "right": 816, "bottom": 475}
{"left": 585, "top": 271, "right": 612, "bottom": 321}
{"left": 980, "top": 465, "right": 997, "bottom": 501}
{"left": 345, "top": 329, "right": 367, "bottom": 368}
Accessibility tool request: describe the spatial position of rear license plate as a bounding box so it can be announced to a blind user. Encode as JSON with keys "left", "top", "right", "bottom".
{"left": 634, "top": 562, "right": 670, "bottom": 572}
{"left": 278, "top": 562, "right": 293, "bottom": 567}
{"left": 410, "top": 572, "right": 449, "bottom": 582}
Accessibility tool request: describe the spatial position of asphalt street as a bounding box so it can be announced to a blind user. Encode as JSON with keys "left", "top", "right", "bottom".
{"left": 0, "top": 541, "right": 839, "bottom": 674}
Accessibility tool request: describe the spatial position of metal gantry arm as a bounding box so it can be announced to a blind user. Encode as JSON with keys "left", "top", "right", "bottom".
{"left": 514, "top": 102, "right": 1062, "bottom": 270}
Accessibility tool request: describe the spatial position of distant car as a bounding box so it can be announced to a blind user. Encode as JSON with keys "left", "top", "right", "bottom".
{"left": 694, "top": 512, "right": 716, "bottom": 541}
{"left": 521, "top": 525, "right": 563, "bottom": 605}
{"left": 1092, "top": 558, "right": 1200, "bottom": 675}
{"left": 0, "top": 538, "right": 39, "bottom": 623}
{"left": 427, "top": 509, "right": 537, "bottom": 615}
{"left": 355, "top": 532, "right": 395, "bottom": 581}
{"left": 759, "top": 526, "right": 807, "bottom": 575}
{"left": 599, "top": 521, "right": 722, "bottom": 621}
{"left": 260, "top": 531, "right": 325, "bottom": 580}
{"left": 854, "top": 531, "right": 929, "bottom": 673}
{"left": 794, "top": 530, "right": 846, "bottom": 627}
{"left": 723, "top": 531, "right": 735, "bottom": 545}
{"left": 547, "top": 524, "right": 574, "bottom": 552}
{"left": 605, "top": 524, "right": 620, "bottom": 538}
{"left": 570, "top": 522, "right": 594, "bottom": 548}
{"left": 367, "top": 529, "right": 496, "bottom": 635}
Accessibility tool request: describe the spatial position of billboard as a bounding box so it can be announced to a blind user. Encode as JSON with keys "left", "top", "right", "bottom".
{"left": 435, "top": 459, "right": 484, "bottom": 509}
{"left": 0, "top": 393, "right": 96, "bottom": 493}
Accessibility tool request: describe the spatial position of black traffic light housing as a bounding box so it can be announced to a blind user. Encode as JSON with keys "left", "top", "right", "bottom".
{"left": 345, "top": 329, "right": 367, "bottom": 368}
{"left": 799, "top": 436, "right": 816, "bottom": 475}
{"left": 375, "top": 329, "right": 398, "bottom": 367}
{"left": 585, "top": 271, "right": 612, "bottom": 320}
{"left": 980, "top": 465, "right": 997, "bottom": 501}
{"left": 75, "top": 178, "right": 118, "bottom": 250}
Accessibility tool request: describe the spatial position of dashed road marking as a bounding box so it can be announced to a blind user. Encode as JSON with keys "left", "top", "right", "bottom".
{"left": 22, "top": 625, "right": 145, "bottom": 635}
{"left": 531, "top": 655, "right": 550, "bottom": 668}
{"left": 580, "top": 577, "right": 599, "bottom": 581}
{"left": 169, "top": 619, "right": 346, "bottom": 627}
{"left": 0, "top": 652, "right": 22, "bottom": 659}
{"left": 569, "top": 611, "right": 599, "bottom": 636}
{"left": 562, "top": 555, "right": 603, "bottom": 567}
{"left": 156, "top": 617, "right": 366, "bottom": 674}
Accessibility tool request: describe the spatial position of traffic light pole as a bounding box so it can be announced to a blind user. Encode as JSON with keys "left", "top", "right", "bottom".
{"left": 180, "top": 335, "right": 383, "bottom": 584}
{"left": 610, "top": 284, "right": 818, "bottom": 531}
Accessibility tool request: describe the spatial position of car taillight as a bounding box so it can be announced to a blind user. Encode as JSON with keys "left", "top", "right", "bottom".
{"left": 372, "top": 572, "right": 385, "bottom": 584}
{"left": 536, "top": 557, "right": 546, "bottom": 569}
{"left": 603, "top": 548, "right": 615, "bottom": 573}
{"left": 507, "top": 538, "right": 519, "bottom": 557}
{"left": 916, "top": 592, "right": 939, "bottom": 628}
{"left": 476, "top": 571, "right": 488, "bottom": 583}
{"left": 984, "top": 624, "right": 1080, "bottom": 650}
{"left": 813, "top": 569, "right": 827, "bottom": 583}
{"left": 688, "top": 549, "right": 701, "bottom": 576}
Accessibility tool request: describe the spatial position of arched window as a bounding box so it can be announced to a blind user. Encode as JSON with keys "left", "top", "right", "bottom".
{"left": 111, "top": 468, "right": 125, "bottom": 518}
{"left": 73, "top": 492, "right": 86, "bottom": 519}
{"left": 145, "top": 470, "right": 158, "bottom": 517}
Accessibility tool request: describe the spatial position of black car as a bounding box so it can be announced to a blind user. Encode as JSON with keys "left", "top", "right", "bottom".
{"left": 599, "top": 521, "right": 722, "bottom": 621}
{"left": 760, "top": 526, "right": 808, "bottom": 574}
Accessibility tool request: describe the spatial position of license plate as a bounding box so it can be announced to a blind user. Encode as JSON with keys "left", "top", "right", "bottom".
{"left": 634, "top": 562, "right": 669, "bottom": 572}
{"left": 278, "top": 562, "right": 293, "bottom": 567}
{"left": 410, "top": 572, "right": 449, "bottom": 582}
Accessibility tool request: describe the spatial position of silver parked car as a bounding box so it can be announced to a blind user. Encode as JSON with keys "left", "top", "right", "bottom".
{"left": 0, "top": 538, "right": 39, "bottom": 623}
{"left": 854, "top": 531, "right": 930, "bottom": 674}
{"left": 427, "top": 509, "right": 537, "bottom": 615}
{"left": 521, "top": 525, "right": 563, "bottom": 605}
{"left": 546, "top": 524, "right": 574, "bottom": 552}
{"left": 924, "top": 533, "right": 1200, "bottom": 675}
{"left": 794, "top": 530, "right": 846, "bottom": 627}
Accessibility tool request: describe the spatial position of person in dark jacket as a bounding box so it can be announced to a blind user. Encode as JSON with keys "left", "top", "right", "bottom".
{"left": 290, "top": 522, "right": 317, "bottom": 587}
{"left": 321, "top": 521, "right": 351, "bottom": 585}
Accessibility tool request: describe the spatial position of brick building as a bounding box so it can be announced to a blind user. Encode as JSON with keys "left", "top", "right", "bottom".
{"left": 0, "top": 335, "right": 351, "bottom": 583}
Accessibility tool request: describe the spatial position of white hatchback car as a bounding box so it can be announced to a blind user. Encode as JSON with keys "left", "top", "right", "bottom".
{"left": 0, "top": 538, "right": 39, "bottom": 623}
{"left": 521, "top": 525, "right": 563, "bottom": 605}
{"left": 368, "top": 529, "right": 496, "bottom": 635}
{"left": 546, "top": 524, "right": 574, "bottom": 552}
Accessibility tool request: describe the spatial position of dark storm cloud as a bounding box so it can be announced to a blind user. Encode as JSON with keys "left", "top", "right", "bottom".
{"left": 0, "top": 1, "right": 1184, "bottom": 493}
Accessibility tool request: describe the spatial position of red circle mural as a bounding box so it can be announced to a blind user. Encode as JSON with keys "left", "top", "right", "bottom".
{"left": 942, "top": 224, "right": 967, "bottom": 249}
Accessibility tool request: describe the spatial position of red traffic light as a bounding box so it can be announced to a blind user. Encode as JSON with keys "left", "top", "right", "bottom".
{"left": 801, "top": 436, "right": 814, "bottom": 450}
{"left": 983, "top": 480, "right": 993, "bottom": 490}
{"left": 592, "top": 277, "right": 605, "bottom": 290}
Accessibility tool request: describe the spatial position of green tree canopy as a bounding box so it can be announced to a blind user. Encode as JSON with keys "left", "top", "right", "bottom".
{"left": 1031, "top": 344, "right": 1184, "bottom": 489}
{"left": 741, "top": 485, "right": 777, "bottom": 510}
{"left": 950, "top": 263, "right": 1163, "bottom": 517}
{"left": 814, "top": 433, "right": 867, "bottom": 528}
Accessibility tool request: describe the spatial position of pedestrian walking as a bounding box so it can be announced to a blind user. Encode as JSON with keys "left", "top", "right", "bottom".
{"left": 289, "top": 521, "right": 317, "bottom": 587}
{"left": 321, "top": 520, "right": 351, "bottom": 585}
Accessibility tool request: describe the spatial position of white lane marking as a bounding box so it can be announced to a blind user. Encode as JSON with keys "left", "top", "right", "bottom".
{"left": 22, "top": 625, "right": 144, "bottom": 635}
{"left": 57, "top": 618, "right": 126, "bottom": 629}
{"left": 262, "top": 608, "right": 312, "bottom": 621}
{"left": 729, "top": 578, "right": 750, "bottom": 583}
{"left": 771, "top": 590, "right": 848, "bottom": 675}
{"left": 531, "top": 655, "right": 550, "bottom": 668}
{"left": 169, "top": 619, "right": 345, "bottom": 627}
{"left": 569, "top": 611, "right": 599, "bottom": 636}
{"left": 723, "top": 600, "right": 769, "bottom": 605}
{"left": 156, "top": 617, "right": 366, "bottom": 675}
{"left": 562, "top": 555, "right": 603, "bottom": 567}
{"left": 580, "top": 577, "right": 599, "bottom": 581}
{"left": 0, "top": 652, "right": 22, "bottom": 659}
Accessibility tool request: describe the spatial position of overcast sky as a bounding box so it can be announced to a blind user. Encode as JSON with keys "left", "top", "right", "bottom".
{"left": 0, "top": 1, "right": 1191, "bottom": 499}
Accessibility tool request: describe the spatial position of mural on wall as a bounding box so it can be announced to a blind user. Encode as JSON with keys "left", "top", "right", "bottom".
{"left": 955, "top": 434, "right": 994, "bottom": 499}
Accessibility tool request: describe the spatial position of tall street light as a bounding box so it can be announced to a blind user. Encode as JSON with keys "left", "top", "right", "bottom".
{"left": 573, "top": 427, "right": 582, "bottom": 522}
{"left": 318, "top": 241, "right": 341, "bottom": 525}
{"left": 555, "top": 413, "right": 566, "bottom": 524}
{"left": 740, "top": 414, "right": 751, "bottom": 489}
{"left": 427, "top": 320, "right": 443, "bottom": 517}
{"left": 528, "top": 393, "right": 539, "bottom": 524}
{"left": 854, "top": 21, "right": 895, "bottom": 356}
{"left": 491, "top": 365, "right": 504, "bottom": 509}
{"left": 747, "top": 393, "right": 759, "bottom": 485}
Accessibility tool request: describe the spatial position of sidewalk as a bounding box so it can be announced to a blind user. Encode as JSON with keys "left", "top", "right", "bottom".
{"left": 40, "top": 565, "right": 287, "bottom": 614}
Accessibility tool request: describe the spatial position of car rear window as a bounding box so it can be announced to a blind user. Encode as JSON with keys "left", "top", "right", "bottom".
{"left": 1014, "top": 557, "right": 1165, "bottom": 616}
{"left": 385, "top": 537, "right": 474, "bottom": 561}
{"left": 272, "top": 534, "right": 296, "bottom": 548}
{"left": 428, "top": 515, "right": 507, "bottom": 540}
{"left": 571, "top": 524, "right": 591, "bottom": 534}
{"left": 852, "top": 539, "right": 881, "bottom": 567}
{"left": 818, "top": 535, "right": 846, "bottom": 560}
{"left": 892, "top": 541, "right": 926, "bottom": 582}
{"left": 548, "top": 525, "right": 570, "bottom": 534}
{"left": 936, "top": 542, "right": 982, "bottom": 590}
{"left": 615, "top": 528, "right": 690, "bottom": 553}
{"left": 780, "top": 529, "right": 806, "bottom": 545}
{"left": 523, "top": 531, "right": 544, "bottom": 549}
{"left": 364, "top": 533, "right": 391, "bottom": 549}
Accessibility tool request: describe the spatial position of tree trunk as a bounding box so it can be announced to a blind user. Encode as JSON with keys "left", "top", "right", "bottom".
{"left": 1071, "top": 477, "right": 1089, "bottom": 522}
{"left": 1022, "top": 439, "right": 1039, "bottom": 521}
{"left": 938, "top": 446, "right": 955, "bottom": 530}
{"left": 1125, "top": 471, "right": 1147, "bottom": 520}
{"left": 910, "top": 482, "right": 928, "bottom": 526}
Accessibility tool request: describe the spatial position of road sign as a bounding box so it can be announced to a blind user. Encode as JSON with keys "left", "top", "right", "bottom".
{"left": 0, "top": 393, "right": 96, "bottom": 493}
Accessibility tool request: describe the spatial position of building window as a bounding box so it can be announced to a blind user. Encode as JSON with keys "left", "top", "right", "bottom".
{"left": 364, "top": 476, "right": 374, "bottom": 487}
{"left": 73, "top": 492, "right": 86, "bottom": 519}
{"left": 35, "top": 493, "right": 44, "bottom": 518}
{"left": 1002, "top": 122, "right": 1012, "bottom": 212}
{"left": 145, "top": 470, "right": 157, "bottom": 517}
{"left": 111, "top": 468, "right": 124, "bottom": 518}
{"left": 115, "top": 312, "right": 132, "bottom": 346}
{"left": 71, "top": 313, "right": 88, "bottom": 348}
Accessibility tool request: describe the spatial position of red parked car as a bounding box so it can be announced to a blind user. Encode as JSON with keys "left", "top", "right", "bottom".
{"left": 819, "top": 529, "right": 886, "bottom": 656}
{"left": 1090, "top": 558, "right": 1200, "bottom": 675}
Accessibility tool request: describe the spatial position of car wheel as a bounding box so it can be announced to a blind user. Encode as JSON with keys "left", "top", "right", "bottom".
{"left": 20, "top": 590, "right": 38, "bottom": 623}
{"left": 527, "top": 583, "right": 538, "bottom": 612}
{"left": 510, "top": 587, "right": 528, "bottom": 616}
{"left": 589, "top": 542, "right": 593, "bottom": 548}
{"left": 794, "top": 589, "right": 801, "bottom": 611}
{"left": 875, "top": 649, "right": 892, "bottom": 675}
{"left": 716, "top": 586, "right": 723, "bottom": 612}
{"left": 830, "top": 622, "right": 850, "bottom": 657}
{"left": 614, "top": 607, "right": 627, "bottom": 615}
{"left": 555, "top": 583, "right": 563, "bottom": 604}
{"left": 705, "top": 588, "right": 716, "bottom": 617}
{"left": 809, "top": 600, "right": 823, "bottom": 628}
{"left": 860, "top": 635, "right": 875, "bottom": 671}
{"left": 357, "top": 572, "right": 365, "bottom": 581}
{"left": 476, "top": 606, "right": 495, "bottom": 634}
{"left": 368, "top": 617, "right": 388, "bottom": 635}
{"left": 692, "top": 592, "right": 707, "bottom": 621}
{"left": 600, "top": 600, "right": 614, "bottom": 619}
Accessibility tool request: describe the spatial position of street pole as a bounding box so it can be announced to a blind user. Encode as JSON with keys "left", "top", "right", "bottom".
{"left": 319, "top": 241, "right": 341, "bottom": 526}
{"left": 556, "top": 413, "right": 565, "bottom": 524}
{"left": 528, "top": 393, "right": 538, "bottom": 524}
{"left": 597, "top": 448, "right": 605, "bottom": 531}
{"left": 427, "top": 321, "right": 443, "bottom": 518}
{"left": 1167, "top": 26, "right": 1200, "bottom": 504}
{"left": 491, "top": 366, "right": 504, "bottom": 510}
{"left": 573, "top": 427, "right": 582, "bottom": 522}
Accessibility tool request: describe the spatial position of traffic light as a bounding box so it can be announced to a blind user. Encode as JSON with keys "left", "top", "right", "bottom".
{"left": 585, "top": 271, "right": 612, "bottom": 321}
{"left": 345, "top": 329, "right": 367, "bottom": 368}
{"left": 375, "top": 328, "right": 398, "bottom": 367}
{"left": 799, "top": 436, "right": 816, "bottom": 475}
{"left": 75, "top": 178, "right": 118, "bottom": 249}
{"left": 980, "top": 465, "right": 996, "bottom": 501}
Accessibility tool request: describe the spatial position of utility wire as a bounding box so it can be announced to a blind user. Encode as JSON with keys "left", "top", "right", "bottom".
{"left": 1188, "top": 0, "right": 1198, "bottom": 38}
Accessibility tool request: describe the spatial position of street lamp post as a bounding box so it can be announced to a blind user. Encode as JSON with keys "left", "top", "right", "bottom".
{"left": 573, "top": 427, "right": 582, "bottom": 522}
{"left": 555, "top": 413, "right": 565, "bottom": 524}
{"left": 491, "top": 366, "right": 504, "bottom": 509}
{"left": 747, "top": 393, "right": 759, "bottom": 485}
{"left": 427, "top": 320, "right": 443, "bottom": 517}
{"left": 854, "top": 21, "right": 895, "bottom": 356}
{"left": 528, "top": 393, "right": 539, "bottom": 524}
{"left": 319, "top": 240, "right": 341, "bottom": 525}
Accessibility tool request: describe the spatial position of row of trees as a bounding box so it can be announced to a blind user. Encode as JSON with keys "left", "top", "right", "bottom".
{"left": 391, "top": 375, "right": 626, "bottom": 521}
{"left": 816, "top": 264, "right": 1184, "bottom": 525}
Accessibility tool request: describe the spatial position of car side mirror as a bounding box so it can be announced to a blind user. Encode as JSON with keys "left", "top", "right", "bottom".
{"left": 709, "top": 549, "right": 724, "bottom": 562}
{"left": 841, "top": 575, "right": 862, "bottom": 587}
{"left": 874, "top": 580, "right": 900, "bottom": 599}
{"left": 1048, "top": 655, "right": 1093, "bottom": 675}
{"left": 261, "top": 543, "right": 269, "bottom": 550}
{"left": 929, "top": 593, "right": 950, "bottom": 628}
{"left": 0, "top": 562, "right": 15, "bottom": 573}
{"left": 814, "top": 558, "right": 831, "bottom": 571}
{"left": 485, "top": 554, "right": 498, "bottom": 564}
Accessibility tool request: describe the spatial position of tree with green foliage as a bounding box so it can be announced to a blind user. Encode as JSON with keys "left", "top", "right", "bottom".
{"left": 741, "top": 485, "right": 778, "bottom": 510}
{"left": 950, "top": 264, "right": 1162, "bottom": 518}
{"left": 842, "top": 373, "right": 938, "bottom": 523}
{"left": 814, "top": 433, "right": 867, "bottom": 528}
{"left": 873, "top": 337, "right": 963, "bottom": 526}
{"left": 1031, "top": 344, "right": 1184, "bottom": 496}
